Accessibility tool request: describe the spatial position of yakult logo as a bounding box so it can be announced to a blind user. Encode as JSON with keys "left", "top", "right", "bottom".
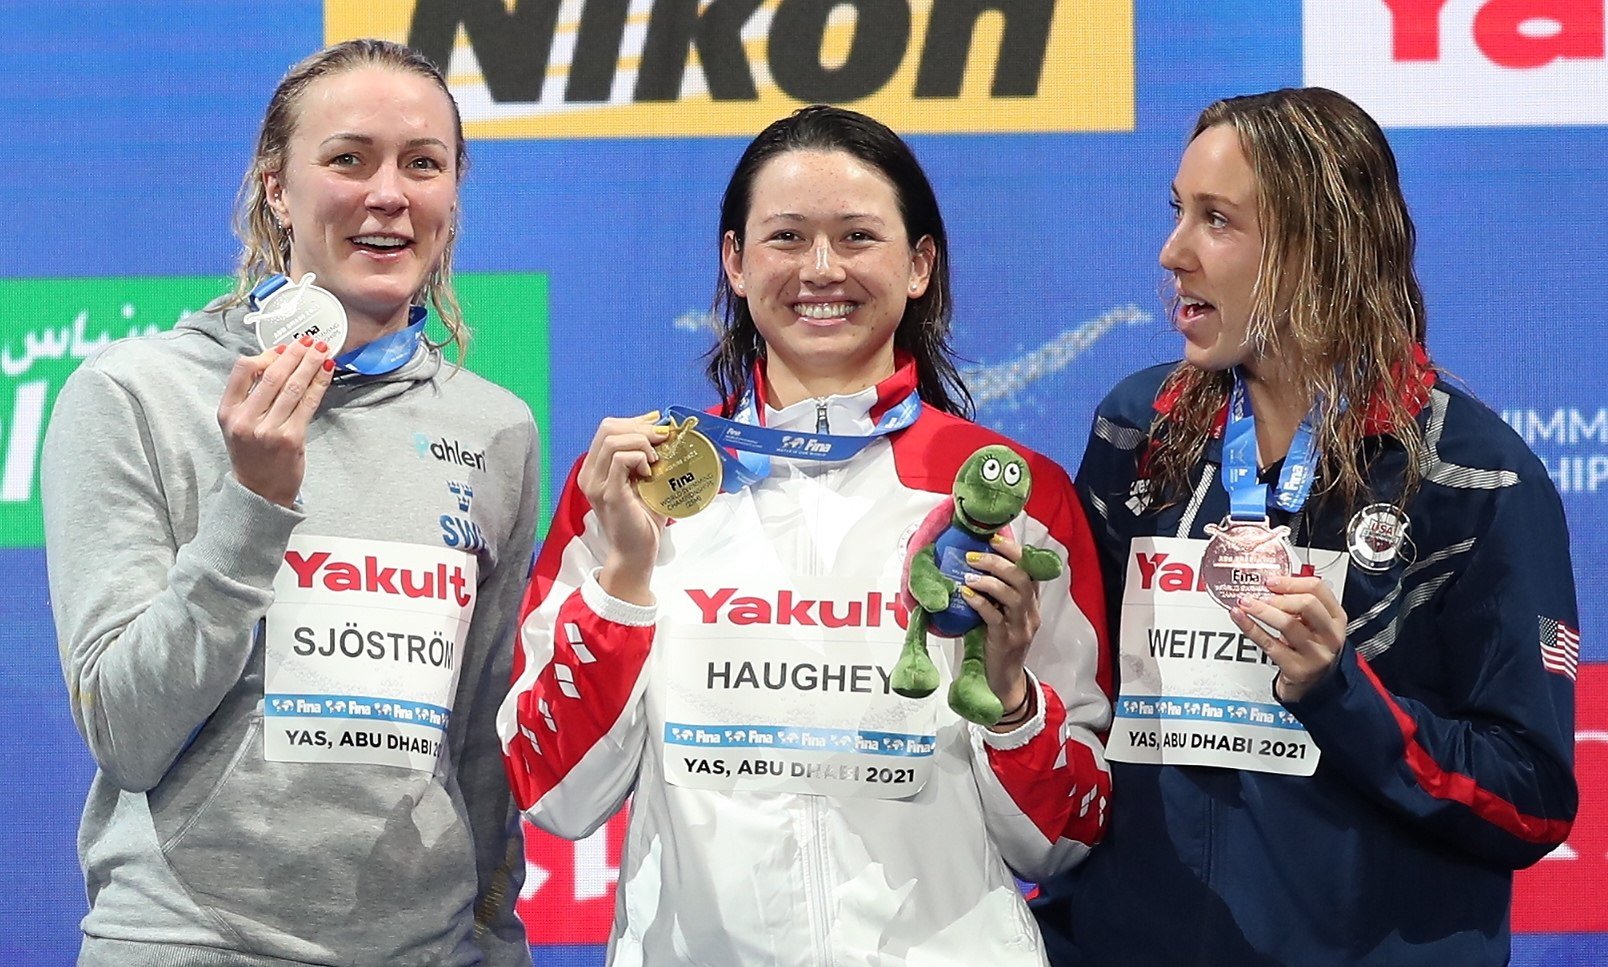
{"left": 687, "top": 587, "right": 909, "bottom": 629}
{"left": 284, "top": 549, "right": 473, "bottom": 608}
{"left": 1304, "top": 0, "right": 1608, "bottom": 126}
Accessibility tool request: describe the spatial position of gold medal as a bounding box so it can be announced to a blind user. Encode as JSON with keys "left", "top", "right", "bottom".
{"left": 634, "top": 415, "right": 723, "bottom": 518}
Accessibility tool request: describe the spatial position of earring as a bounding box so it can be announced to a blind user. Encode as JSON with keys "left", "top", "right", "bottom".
{"left": 909, "top": 282, "right": 919, "bottom": 292}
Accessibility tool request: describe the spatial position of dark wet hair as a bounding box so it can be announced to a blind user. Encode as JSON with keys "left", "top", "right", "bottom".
{"left": 707, "top": 105, "right": 972, "bottom": 418}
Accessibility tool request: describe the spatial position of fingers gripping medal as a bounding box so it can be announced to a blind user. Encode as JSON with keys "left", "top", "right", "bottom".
{"left": 635, "top": 415, "right": 723, "bottom": 518}
{"left": 244, "top": 273, "right": 349, "bottom": 354}
{"left": 1200, "top": 519, "right": 1296, "bottom": 611}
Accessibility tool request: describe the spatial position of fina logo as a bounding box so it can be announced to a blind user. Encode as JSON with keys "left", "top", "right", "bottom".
{"left": 780, "top": 434, "right": 833, "bottom": 456}
{"left": 328, "top": 0, "right": 1133, "bottom": 137}
{"left": 413, "top": 432, "right": 487, "bottom": 472}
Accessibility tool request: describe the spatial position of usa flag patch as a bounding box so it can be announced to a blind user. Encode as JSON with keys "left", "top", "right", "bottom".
{"left": 1539, "top": 617, "right": 1581, "bottom": 681}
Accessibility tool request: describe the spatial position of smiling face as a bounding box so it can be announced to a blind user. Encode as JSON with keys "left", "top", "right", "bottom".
{"left": 953, "top": 444, "right": 1032, "bottom": 534}
{"left": 1160, "top": 123, "right": 1269, "bottom": 376}
{"left": 721, "top": 149, "right": 934, "bottom": 406}
{"left": 264, "top": 66, "right": 459, "bottom": 339}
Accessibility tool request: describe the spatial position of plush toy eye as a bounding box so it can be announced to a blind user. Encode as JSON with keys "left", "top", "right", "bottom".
{"left": 1003, "top": 463, "right": 1023, "bottom": 486}
{"left": 981, "top": 458, "right": 1002, "bottom": 481}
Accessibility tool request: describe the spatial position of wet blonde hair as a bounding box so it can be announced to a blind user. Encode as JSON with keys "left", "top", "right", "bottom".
{"left": 1148, "top": 87, "right": 1428, "bottom": 512}
{"left": 228, "top": 38, "right": 470, "bottom": 359}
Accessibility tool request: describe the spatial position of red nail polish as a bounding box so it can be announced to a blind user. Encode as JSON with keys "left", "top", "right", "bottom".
{"left": 299, "top": 335, "right": 313, "bottom": 346}
{"left": 274, "top": 344, "right": 287, "bottom": 354}
{"left": 314, "top": 340, "right": 328, "bottom": 353}
{"left": 322, "top": 358, "right": 335, "bottom": 372}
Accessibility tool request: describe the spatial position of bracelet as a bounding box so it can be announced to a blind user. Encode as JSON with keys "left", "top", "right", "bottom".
{"left": 992, "top": 684, "right": 1036, "bottom": 729}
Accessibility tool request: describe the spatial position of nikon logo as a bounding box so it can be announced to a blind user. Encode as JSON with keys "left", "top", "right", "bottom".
{"left": 327, "top": 1, "right": 1133, "bottom": 137}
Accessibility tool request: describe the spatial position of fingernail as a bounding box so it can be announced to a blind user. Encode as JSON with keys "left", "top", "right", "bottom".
{"left": 964, "top": 572, "right": 979, "bottom": 584}
{"left": 960, "top": 586, "right": 977, "bottom": 598}
{"left": 990, "top": 533, "right": 1005, "bottom": 545}
{"left": 299, "top": 335, "right": 313, "bottom": 346}
{"left": 965, "top": 552, "right": 981, "bottom": 563}
{"left": 274, "top": 344, "right": 287, "bottom": 354}
{"left": 322, "top": 358, "right": 335, "bottom": 372}
{"left": 314, "top": 340, "right": 328, "bottom": 353}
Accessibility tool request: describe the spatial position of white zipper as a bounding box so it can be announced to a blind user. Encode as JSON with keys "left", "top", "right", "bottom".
{"left": 800, "top": 396, "right": 835, "bottom": 962}
{"left": 799, "top": 794, "right": 834, "bottom": 965}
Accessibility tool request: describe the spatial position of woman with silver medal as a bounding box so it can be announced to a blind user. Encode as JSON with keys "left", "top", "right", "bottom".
{"left": 498, "top": 106, "right": 1114, "bottom": 965}
{"left": 41, "top": 40, "right": 537, "bottom": 966}
{"left": 1032, "top": 88, "right": 1579, "bottom": 966}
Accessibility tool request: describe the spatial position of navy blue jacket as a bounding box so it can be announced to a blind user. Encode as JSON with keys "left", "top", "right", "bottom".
{"left": 1033, "top": 363, "right": 1578, "bottom": 966}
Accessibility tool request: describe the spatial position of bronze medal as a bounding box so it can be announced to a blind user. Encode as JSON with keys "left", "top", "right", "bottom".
{"left": 1200, "top": 518, "right": 1295, "bottom": 611}
{"left": 635, "top": 415, "right": 723, "bottom": 518}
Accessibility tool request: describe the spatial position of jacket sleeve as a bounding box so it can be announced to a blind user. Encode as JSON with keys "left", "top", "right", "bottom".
{"left": 1285, "top": 467, "right": 1578, "bottom": 869}
{"left": 498, "top": 458, "right": 656, "bottom": 841}
{"left": 452, "top": 417, "right": 540, "bottom": 966}
{"left": 969, "top": 457, "right": 1114, "bottom": 883}
{"left": 41, "top": 359, "right": 301, "bottom": 793}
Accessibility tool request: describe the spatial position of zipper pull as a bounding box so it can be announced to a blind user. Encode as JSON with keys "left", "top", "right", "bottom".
{"left": 814, "top": 398, "right": 829, "bottom": 434}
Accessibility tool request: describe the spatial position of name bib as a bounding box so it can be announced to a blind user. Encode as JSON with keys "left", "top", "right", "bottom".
{"left": 1104, "top": 536, "right": 1347, "bottom": 776}
{"left": 661, "top": 578, "right": 937, "bottom": 799}
{"left": 263, "top": 535, "right": 478, "bottom": 771}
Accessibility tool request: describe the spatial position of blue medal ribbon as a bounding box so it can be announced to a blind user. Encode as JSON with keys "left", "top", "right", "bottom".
{"left": 334, "top": 306, "right": 427, "bottom": 376}
{"left": 1222, "top": 371, "right": 1322, "bottom": 521}
{"left": 248, "top": 275, "right": 292, "bottom": 305}
{"left": 664, "top": 389, "right": 922, "bottom": 494}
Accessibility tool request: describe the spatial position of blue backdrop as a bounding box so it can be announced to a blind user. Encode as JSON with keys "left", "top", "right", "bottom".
{"left": 3, "top": 1, "right": 1603, "bottom": 962}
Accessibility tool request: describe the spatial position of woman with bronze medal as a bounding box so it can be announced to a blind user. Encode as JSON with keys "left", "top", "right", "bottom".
{"left": 1031, "top": 88, "right": 1579, "bottom": 966}
{"left": 499, "top": 106, "right": 1115, "bottom": 964}
{"left": 41, "top": 40, "right": 537, "bottom": 965}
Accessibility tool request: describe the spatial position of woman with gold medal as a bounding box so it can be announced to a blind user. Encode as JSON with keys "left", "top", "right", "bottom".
{"left": 498, "top": 106, "right": 1115, "bottom": 964}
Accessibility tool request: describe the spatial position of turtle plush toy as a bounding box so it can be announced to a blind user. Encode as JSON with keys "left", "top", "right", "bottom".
{"left": 889, "top": 444, "right": 1064, "bottom": 726}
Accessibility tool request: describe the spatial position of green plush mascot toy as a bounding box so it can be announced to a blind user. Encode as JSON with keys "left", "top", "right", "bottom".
{"left": 889, "top": 444, "right": 1064, "bottom": 726}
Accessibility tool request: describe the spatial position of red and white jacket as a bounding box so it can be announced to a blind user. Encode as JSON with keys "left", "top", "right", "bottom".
{"left": 499, "top": 363, "right": 1112, "bottom": 966}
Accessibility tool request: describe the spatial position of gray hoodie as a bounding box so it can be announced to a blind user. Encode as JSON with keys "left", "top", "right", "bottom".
{"left": 40, "top": 298, "right": 538, "bottom": 966}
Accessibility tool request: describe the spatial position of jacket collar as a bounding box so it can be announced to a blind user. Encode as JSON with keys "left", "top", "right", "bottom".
{"left": 748, "top": 351, "right": 921, "bottom": 432}
{"left": 1153, "top": 344, "right": 1436, "bottom": 439}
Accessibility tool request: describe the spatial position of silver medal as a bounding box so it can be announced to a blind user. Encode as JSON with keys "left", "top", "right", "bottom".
{"left": 245, "top": 273, "right": 348, "bottom": 355}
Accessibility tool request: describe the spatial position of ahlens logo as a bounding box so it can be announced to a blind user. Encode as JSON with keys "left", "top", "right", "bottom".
{"left": 325, "top": 0, "right": 1134, "bottom": 137}
{"left": 414, "top": 432, "right": 487, "bottom": 471}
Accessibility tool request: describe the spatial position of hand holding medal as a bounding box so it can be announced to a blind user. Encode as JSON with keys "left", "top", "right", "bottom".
{"left": 1209, "top": 373, "right": 1351, "bottom": 699}
{"left": 1228, "top": 574, "right": 1348, "bottom": 702}
{"left": 579, "top": 412, "right": 676, "bottom": 605}
{"left": 217, "top": 334, "right": 335, "bottom": 508}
